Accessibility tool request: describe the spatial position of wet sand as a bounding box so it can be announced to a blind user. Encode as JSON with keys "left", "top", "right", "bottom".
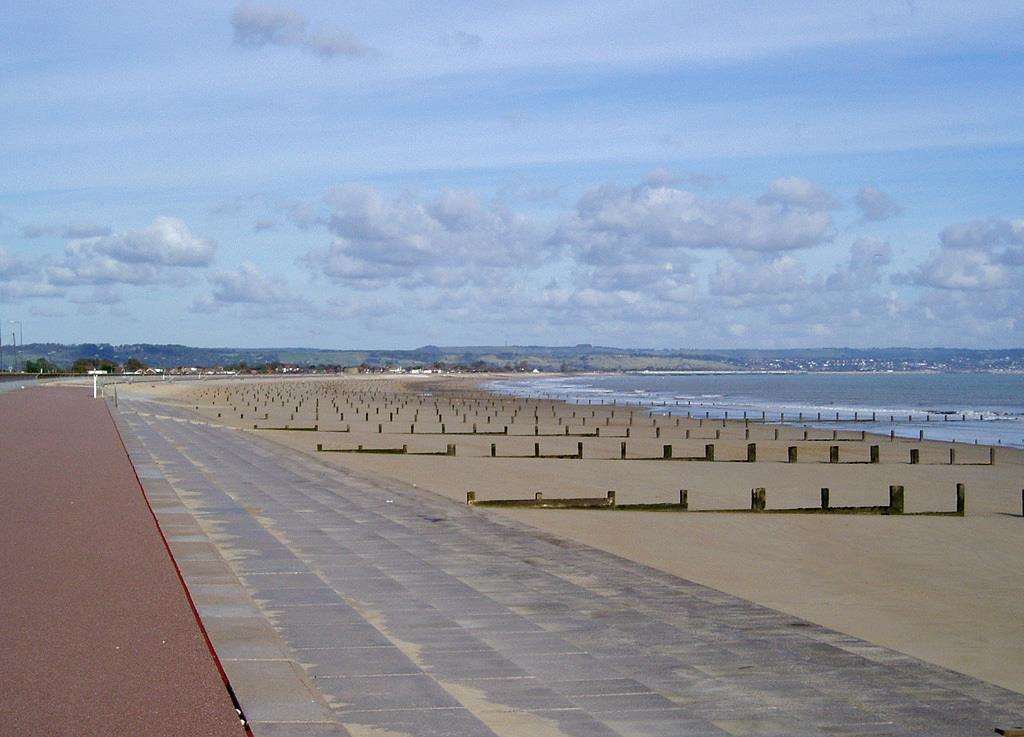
{"left": 123, "top": 374, "right": 1024, "bottom": 694}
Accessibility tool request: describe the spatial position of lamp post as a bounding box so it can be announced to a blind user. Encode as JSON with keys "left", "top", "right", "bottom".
{"left": 8, "top": 321, "right": 22, "bottom": 372}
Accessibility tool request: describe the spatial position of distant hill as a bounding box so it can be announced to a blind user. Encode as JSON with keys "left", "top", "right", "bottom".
{"left": 4, "top": 343, "right": 1024, "bottom": 373}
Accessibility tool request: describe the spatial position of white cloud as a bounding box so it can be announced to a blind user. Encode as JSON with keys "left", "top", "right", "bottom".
{"left": 938, "top": 217, "right": 1024, "bottom": 264}
{"left": 208, "top": 261, "right": 296, "bottom": 305}
{"left": 912, "top": 248, "right": 1010, "bottom": 290}
{"left": 908, "top": 216, "right": 1024, "bottom": 291}
{"left": 825, "top": 237, "right": 893, "bottom": 290}
{"left": 231, "top": 3, "right": 372, "bottom": 59}
{"left": 758, "top": 177, "right": 839, "bottom": 212}
{"left": 305, "top": 185, "right": 548, "bottom": 289}
{"left": 46, "top": 217, "right": 214, "bottom": 287}
{"left": 557, "top": 179, "right": 833, "bottom": 267}
{"left": 854, "top": 186, "right": 902, "bottom": 222}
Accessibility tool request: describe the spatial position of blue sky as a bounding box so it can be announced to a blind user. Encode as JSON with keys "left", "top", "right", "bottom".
{"left": 1, "top": 1, "right": 1023, "bottom": 349}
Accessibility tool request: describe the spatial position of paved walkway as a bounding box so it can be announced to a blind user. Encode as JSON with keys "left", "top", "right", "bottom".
{"left": 115, "top": 396, "right": 1024, "bottom": 737}
{"left": 0, "top": 388, "right": 245, "bottom": 737}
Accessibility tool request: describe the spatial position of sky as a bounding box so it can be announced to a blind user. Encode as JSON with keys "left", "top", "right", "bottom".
{"left": 1, "top": 1, "right": 1023, "bottom": 350}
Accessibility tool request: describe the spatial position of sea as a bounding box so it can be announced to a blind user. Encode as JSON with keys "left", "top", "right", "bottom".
{"left": 485, "top": 372, "right": 1024, "bottom": 448}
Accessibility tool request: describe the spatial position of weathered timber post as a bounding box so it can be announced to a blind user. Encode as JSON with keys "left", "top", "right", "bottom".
{"left": 773, "top": 428, "right": 779, "bottom": 440}
{"left": 316, "top": 443, "right": 323, "bottom": 452}
{"left": 888, "top": 485, "right": 904, "bottom": 514}
{"left": 679, "top": 489, "right": 688, "bottom": 509}
{"left": 909, "top": 448, "right": 919, "bottom": 464}
{"left": 607, "top": 490, "right": 616, "bottom": 507}
{"left": 705, "top": 443, "right": 715, "bottom": 461}
{"left": 751, "top": 487, "right": 766, "bottom": 511}
{"left": 829, "top": 445, "right": 840, "bottom": 464}
{"left": 534, "top": 442, "right": 540, "bottom": 458}
{"left": 577, "top": 442, "right": 583, "bottom": 459}
{"left": 990, "top": 447, "right": 996, "bottom": 465}
{"left": 466, "top": 491, "right": 476, "bottom": 505}
{"left": 870, "top": 445, "right": 879, "bottom": 464}
{"left": 447, "top": 443, "right": 456, "bottom": 456}
{"left": 663, "top": 444, "right": 672, "bottom": 459}
{"left": 746, "top": 443, "right": 757, "bottom": 463}
{"left": 490, "top": 443, "right": 496, "bottom": 457}
{"left": 620, "top": 441, "right": 626, "bottom": 459}
{"left": 956, "top": 483, "right": 965, "bottom": 516}
{"left": 655, "top": 426, "right": 661, "bottom": 438}
{"left": 820, "top": 488, "right": 830, "bottom": 510}
{"left": 949, "top": 448, "right": 956, "bottom": 464}
{"left": 788, "top": 446, "right": 798, "bottom": 463}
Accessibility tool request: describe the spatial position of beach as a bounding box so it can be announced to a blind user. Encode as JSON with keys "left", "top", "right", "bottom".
{"left": 120, "top": 372, "right": 1024, "bottom": 695}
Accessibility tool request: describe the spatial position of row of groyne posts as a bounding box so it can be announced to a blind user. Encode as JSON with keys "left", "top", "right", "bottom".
{"left": 182, "top": 382, "right": 1020, "bottom": 516}
{"left": 315, "top": 439, "right": 995, "bottom": 466}
{"left": 466, "top": 484, "right": 972, "bottom": 516}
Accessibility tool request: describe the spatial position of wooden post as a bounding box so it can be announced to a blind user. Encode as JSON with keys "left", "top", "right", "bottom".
{"left": 829, "top": 445, "right": 839, "bottom": 464}
{"left": 956, "top": 483, "right": 965, "bottom": 516}
{"left": 535, "top": 492, "right": 543, "bottom": 501}
{"left": 607, "top": 490, "right": 616, "bottom": 507}
{"left": 888, "top": 485, "right": 904, "bottom": 514}
{"left": 316, "top": 443, "right": 323, "bottom": 452}
{"left": 751, "top": 487, "right": 766, "bottom": 511}
{"left": 746, "top": 443, "right": 756, "bottom": 463}
{"left": 773, "top": 428, "right": 779, "bottom": 440}
{"left": 909, "top": 448, "right": 919, "bottom": 464}
{"left": 620, "top": 441, "right": 626, "bottom": 459}
{"left": 705, "top": 443, "right": 715, "bottom": 462}
{"left": 870, "top": 445, "right": 879, "bottom": 463}
{"left": 466, "top": 491, "right": 476, "bottom": 505}
{"left": 663, "top": 444, "right": 672, "bottom": 459}
{"left": 788, "top": 446, "right": 798, "bottom": 463}
{"left": 820, "top": 488, "right": 829, "bottom": 510}
{"left": 534, "top": 442, "right": 540, "bottom": 458}
{"left": 949, "top": 448, "right": 956, "bottom": 464}
{"left": 447, "top": 443, "right": 456, "bottom": 456}
{"left": 577, "top": 441, "right": 583, "bottom": 459}
{"left": 490, "top": 443, "right": 496, "bottom": 457}
{"left": 679, "top": 489, "right": 688, "bottom": 510}
{"left": 990, "top": 447, "right": 996, "bottom": 465}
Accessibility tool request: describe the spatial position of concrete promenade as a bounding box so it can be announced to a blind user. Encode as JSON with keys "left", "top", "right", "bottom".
{"left": 114, "top": 395, "right": 1024, "bottom": 737}
{"left": 0, "top": 387, "right": 245, "bottom": 737}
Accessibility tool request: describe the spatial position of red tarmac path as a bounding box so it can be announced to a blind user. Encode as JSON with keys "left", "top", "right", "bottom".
{"left": 0, "top": 386, "right": 246, "bottom": 737}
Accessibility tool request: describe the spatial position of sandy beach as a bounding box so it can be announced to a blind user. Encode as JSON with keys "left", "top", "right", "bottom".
{"left": 120, "top": 373, "right": 1024, "bottom": 695}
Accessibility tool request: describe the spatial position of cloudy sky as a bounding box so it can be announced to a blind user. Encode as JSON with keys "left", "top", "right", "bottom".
{"left": 2, "top": 1, "right": 1023, "bottom": 349}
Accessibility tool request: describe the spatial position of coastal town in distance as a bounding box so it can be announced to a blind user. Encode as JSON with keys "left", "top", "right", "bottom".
{"left": 3, "top": 2, "right": 1023, "bottom": 737}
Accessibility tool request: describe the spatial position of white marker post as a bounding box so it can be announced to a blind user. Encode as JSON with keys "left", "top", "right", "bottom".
{"left": 87, "top": 369, "right": 108, "bottom": 399}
